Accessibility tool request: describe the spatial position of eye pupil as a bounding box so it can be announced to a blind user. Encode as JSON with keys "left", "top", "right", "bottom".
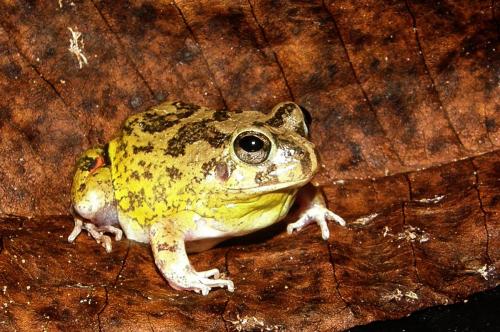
{"left": 233, "top": 131, "right": 271, "bottom": 164}
{"left": 239, "top": 135, "right": 264, "bottom": 152}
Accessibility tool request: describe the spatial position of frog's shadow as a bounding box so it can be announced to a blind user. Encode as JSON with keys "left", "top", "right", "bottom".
{"left": 218, "top": 221, "right": 285, "bottom": 248}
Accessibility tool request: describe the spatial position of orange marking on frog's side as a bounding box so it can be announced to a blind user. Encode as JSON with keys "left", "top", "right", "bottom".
{"left": 89, "top": 156, "right": 105, "bottom": 174}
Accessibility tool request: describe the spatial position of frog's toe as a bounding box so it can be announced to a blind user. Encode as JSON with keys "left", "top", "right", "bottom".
{"left": 68, "top": 217, "right": 84, "bottom": 243}
{"left": 198, "top": 277, "right": 234, "bottom": 293}
{"left": 287, "top": 219, "right": 305, "bottom": 234}
{"left": 196, "top": 268, "right": 220, "bottom": 278}
{"left": 170, "top": 270, "right": 234, "bottom": 295}
{"left": 287, "top": 214, "right": 330, "bottom": 240}
{"left": 83, "top": 223, "right": 113, "bottom": 253}
{"left": 100, "top": 235, "right": 113, "bottom": 253}
{"left": 288, "top": 206, "right": 345, "bottom": 241}
{"left": 193, "top": 284, "right": 211, "bottom": 296}
{"left": 96, "top": 225, "right": 123, "bottom": 241}
{"left": 317, "top": 216, "right": 330, "bottom": 241}
{"left": 287, "top": 212, "right": 317, "bottom": 235}
{"left": 324, "top": 209, "right": 346, "bottom": 227}
{"left": 168, "top": 269, "right": 234, "bottom": 295}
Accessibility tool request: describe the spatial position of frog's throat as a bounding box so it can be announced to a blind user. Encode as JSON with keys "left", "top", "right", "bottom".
{"left": 225, "top": 177, "right": 311, "bottom": 194}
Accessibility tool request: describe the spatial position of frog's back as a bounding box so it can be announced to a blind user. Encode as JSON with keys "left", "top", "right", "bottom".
{"left": 108, "top": 101, "right": 245, "bottom": 227}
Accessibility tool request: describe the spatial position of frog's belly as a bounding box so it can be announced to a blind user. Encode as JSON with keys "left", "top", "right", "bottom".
{"left": 184, "top": 218, "right": 245, "bottom": 253}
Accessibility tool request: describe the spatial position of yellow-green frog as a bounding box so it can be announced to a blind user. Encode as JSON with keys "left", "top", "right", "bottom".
{"left": 68, "top": 101, "right": 345, "bottom": 295}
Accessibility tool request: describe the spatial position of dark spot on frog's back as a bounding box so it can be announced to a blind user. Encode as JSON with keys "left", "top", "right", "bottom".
{"left": 175, "top": 109, "right": 195, "bottom": 119}
{"left": 201, "top": 158, "right": 217, "bottom": 176}
{"left": 165, "top": 166, "right": 182, "bottom": 180}
{"left": 172, "top": 101, "right": 201, "bottom": 112}
{"left": 133, "top": 143, "right": 154, "bottom": 154}
{"left": 353, "top": 103, "right": 381, "bottom": 136}
{"left": 206, "top": 130, "right": 229, "bottom": 149}
{"left": 164, "top": 120, "right": 229, "bottom": 157}
{"left": 126, "top": 112, "right": 180, "bottom": 134}
{"left": 287, "top": 7, "right": 299, "bottom": 17}
{"left": 123, "top": 189, "right": 146, "bottom": 212}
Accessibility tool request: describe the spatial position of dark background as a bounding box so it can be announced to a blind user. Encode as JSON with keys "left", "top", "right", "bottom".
{"left": 351, "top": 286, "right": 500, "bottom": 332}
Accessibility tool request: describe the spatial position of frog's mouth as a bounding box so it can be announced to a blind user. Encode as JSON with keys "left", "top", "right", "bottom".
{"left": 226, "top": 178, "right": 311, "bottom": 194}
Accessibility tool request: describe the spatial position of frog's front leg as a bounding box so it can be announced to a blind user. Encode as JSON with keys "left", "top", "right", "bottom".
{"left": 150, "top": 221, "right": 234, "bottom": 295}
{"left": 68, "top": 215, "right": 123, "bottom": 253}
{"left": 287, "top": 186, "right": 345, "bottom": 240}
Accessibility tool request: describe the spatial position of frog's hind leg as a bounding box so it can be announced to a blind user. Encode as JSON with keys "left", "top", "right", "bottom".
{"left": 150, "top": 222, "right": 234, "bottom": 295}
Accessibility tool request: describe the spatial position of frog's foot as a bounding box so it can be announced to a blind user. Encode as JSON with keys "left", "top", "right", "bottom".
{"left": 197, "top": 268, "right": 220, "bottom": 278}
{"left": 167, "top": 267, "right": 234, "bottom": 296}
{"left": 83, "top": 223, "right": 125, "bottom": 253}
{"left": 287, "top": 206, "right": 346, "bottom": 241}
{"left": 82, "top": 223, "right": 113, "bottom": 253}
{"left": 68, "top": 217, "right": 122, "bottom": 253}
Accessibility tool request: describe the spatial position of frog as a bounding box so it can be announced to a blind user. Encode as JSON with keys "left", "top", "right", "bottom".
{"left": 68, "top": 101, "right": 346, "bottom": 295}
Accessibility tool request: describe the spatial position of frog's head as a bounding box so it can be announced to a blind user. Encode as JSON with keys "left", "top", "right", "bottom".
{"left": 221, "top": 102, "right": 318, "bottom": 195}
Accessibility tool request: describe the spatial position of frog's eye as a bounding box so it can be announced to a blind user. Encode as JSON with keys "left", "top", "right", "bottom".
{"left": 233, "top": 131, "right": 271, "bottom": 164}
